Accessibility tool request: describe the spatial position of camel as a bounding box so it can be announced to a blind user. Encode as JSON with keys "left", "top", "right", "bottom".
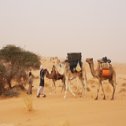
{"left": 86, "top": 58, "right": 116, "bottom": 100}
{"left": 44, "top": 65, "right": 65, "bottom": 93}
{"left": 55, "top": 60, "right": 87, "bottom": 98}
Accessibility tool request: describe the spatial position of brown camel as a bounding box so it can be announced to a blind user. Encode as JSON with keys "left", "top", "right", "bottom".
{"left": 86, "top": 58, "right": 116, "bottom": 100}
{"left": 56, "top": 61, "right": 87, "bottom": 98}
{"left": 44, "top": 65, "right": 65, "bottom": 93}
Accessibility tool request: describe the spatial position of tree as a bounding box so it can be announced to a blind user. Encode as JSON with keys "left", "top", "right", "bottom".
{"left": 0, "top": 45, "right": 41, "bottom": 91}
{"left": 0, "top": 64, "right": 6, "bottom": 94}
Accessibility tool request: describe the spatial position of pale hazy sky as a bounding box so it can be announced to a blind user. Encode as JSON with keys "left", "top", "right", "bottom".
{"left": 0, "top": 0, "right": 126, "bottom": 62}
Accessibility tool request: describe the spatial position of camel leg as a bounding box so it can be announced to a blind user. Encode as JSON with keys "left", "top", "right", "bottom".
{"left": 95, "top": 81, "right": 101, "bottom": 100}
{"left": 101, "top": 82, "right": 106, "bottom": 100}
{"left": 49, "top": 80, "right": 56, "bottom": 95}
{"left": 110, "top": 71, "right": 116, "bottom": 100}
{"left": 68, "top": 80, "right": 76, "bottom": 97}
{"left": 79, "top": 77, "right": 87, "bottom": 97}
{"left": 61, "top": 79, "right": 65, "bottom": 93}
{"left": 52, "top": 80, "right": 56, "bottom": 94}
{"left": 109, "top": 80, "right": 116, "bottom": 100}
{"left": 64, "top": 79, "right": 69, "bottom": 99}
{"left": 82, "top": 69, "right": 88, "bottom": 95}
{"left": 64, "top": 78, "right": 75, "bottom": 99}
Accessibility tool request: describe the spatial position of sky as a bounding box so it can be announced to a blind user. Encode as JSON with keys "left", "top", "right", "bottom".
{"left": 0, "top": 0, "right": 126, "bottom": 62}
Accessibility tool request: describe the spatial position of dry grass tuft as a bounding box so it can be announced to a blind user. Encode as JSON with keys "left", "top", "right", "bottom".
{"left": 23, "top": 94, "right": 33, "bottom": 111}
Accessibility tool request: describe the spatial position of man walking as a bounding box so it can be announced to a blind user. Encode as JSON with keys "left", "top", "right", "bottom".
{"left": 37, "top": 65, "right": 46, "bottom": 98}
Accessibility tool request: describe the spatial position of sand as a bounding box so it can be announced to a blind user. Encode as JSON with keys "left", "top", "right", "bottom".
{"left": 0, "top": 59, "right": 126, "bottom": 126}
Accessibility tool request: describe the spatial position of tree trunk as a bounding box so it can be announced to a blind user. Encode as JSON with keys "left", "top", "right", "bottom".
{"left": 0, "top": 83, "right": 4, "bottom": 95}
{"left": 7, "top": 79, "right": 12, "bottom": 89}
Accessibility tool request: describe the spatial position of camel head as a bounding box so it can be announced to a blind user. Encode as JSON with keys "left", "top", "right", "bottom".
{"left": 55, "top": 61, "right": 71, "bottom": 75}
{"left": 86, "top": 58, "right": 93, "bottom": 64}
{"left": 55, "top": 63, "right": 65, "bottom": 75}
{"left": 86, "top": 58, "right": 98, "bottom": 78}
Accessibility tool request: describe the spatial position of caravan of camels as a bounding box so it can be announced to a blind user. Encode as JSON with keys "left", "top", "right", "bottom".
{"left": 41, "top": 53, "right": 116, "bottom": 100}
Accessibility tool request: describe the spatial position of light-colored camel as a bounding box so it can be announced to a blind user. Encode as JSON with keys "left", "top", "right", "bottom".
{"left": 86, "top": 58, "right": 116, "bottom": 100}
{"left": 56, "top": 61, "right": 87, "bottom": 98}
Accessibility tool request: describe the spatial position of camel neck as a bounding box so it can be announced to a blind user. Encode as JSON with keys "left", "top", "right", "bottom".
{"left": 88, "top": 62, "right": 97, "bottom": 78}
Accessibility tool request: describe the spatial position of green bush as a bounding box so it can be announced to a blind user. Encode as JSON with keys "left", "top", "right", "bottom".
{"left": 0, "top": 45, "right": 41, "bottom": 95}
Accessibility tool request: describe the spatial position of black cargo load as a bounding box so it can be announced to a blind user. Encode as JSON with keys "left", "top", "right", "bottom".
{"left": 67, "top": 53, "right": 82, "bottom": 72}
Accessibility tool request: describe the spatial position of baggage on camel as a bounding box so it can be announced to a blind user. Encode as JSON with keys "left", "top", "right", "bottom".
{"left": 67, "top": 52, "right": 82, "bottom": 72}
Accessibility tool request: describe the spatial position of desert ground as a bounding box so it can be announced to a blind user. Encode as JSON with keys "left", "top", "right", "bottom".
{"left": 0, "top": 58, "right": 126, "bottom": 126}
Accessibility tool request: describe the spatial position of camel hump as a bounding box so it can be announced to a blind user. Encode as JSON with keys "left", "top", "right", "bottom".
{"left": 101, "top": 63, "right": 110, "bottom": 69}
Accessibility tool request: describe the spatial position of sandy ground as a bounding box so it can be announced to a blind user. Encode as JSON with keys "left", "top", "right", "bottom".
{"left": 0, "top": 60, "right": 126, "bottom": 126}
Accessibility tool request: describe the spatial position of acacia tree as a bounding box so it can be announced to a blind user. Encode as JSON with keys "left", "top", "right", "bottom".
{"left": 0, "top": 45, "right": 41, "bottom": 90}
{"left": 0, "top": 64, "right": 6, "bottom": 94}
